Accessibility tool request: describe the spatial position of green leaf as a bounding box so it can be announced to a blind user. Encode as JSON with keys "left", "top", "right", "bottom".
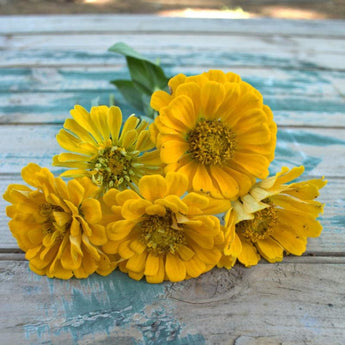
{"left": 110, "top": 79, "right": 144, "bottom": 112}
{"left": 108, "top": 42, "right": 170, "bottom": 119}
{"left": 109, "top": 42, "right": 152, "bottom": 63}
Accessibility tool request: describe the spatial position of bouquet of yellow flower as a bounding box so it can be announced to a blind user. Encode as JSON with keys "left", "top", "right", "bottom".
{"left": 3, "top": 43, "right": 326, "bottom": 283}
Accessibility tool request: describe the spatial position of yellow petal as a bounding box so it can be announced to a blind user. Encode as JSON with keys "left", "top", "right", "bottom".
{"left": 160, "top": 139, "right": 189, "bottom": 164}
{"left": 150, "top": 90, "right": 172, "bottom": 111}
{"left": 203, "top": 70, "right": 227, "bottom": 83}
{"left": 210, "top": 165, "right": 239, "bottom": 199}
{"left": 116, "top": 189, "right": 141, "bottom": 205}
{"left": 185, "top": 256, "right": 206, "bottom": 278}
{"left": 194, "top": 246, "right": 221, "bottom": 265}
{"left": 122, "top": 199, "right": 152, "bottom": 219}
{"left": 61, "top": 242, "right": 82, "bottom": 270}
{"left": 168, "top": 73, "right": 186, "bottom": 93}
{"left": 165, "top": 95, "right": 196, "bottom": 129}
{"left": 277, "top": 209, "right": 323, "bottom": 238}
{"left": 118, "top": 240, "right": 135, "bottom": 259}
{"left": 108, "top": 106, "right": 122, "bottom": 144}
{"left": 145, "top": 203, "right": 166, "bottom": 216}
{"left": 200, "top": 81, "right": 225, "bottom": 119}
{"left": 182, "top": 192, "right": 209, "bottom": 209}
{"left": 192, "top": 164, "right": 222, "bottom": 198}
{"left": 107, "top": 220, "right": 136, "bottom": 241}
{"left": 232, "top": 152, "right": 270, "bottom": 179}
{"left": 126, "top": 251, "right": 147, "bottom": 273}
{"left": 129, "top": 239, "right": 146, "bottom": 254}
{"left": 144, "top": 252, "right": 160, "bottom": 276}
{"left": 90, "top": 105, "right": 110, "bottom": 141}
{"left": 146, "top": 256, "right": 165, "bottom": 283}
{"left": 70, "top": 105, "right": 102, "bottom": 142}
{"left": 103, "top": 188, "right": 120, "bottom": 207}
{"left": 187, "top": 232, "right": 214, "bottom": 249}
{"left": 119, "top": 115, "right": 140, "bottom": 144}
{"left": 80, "top": 199, "right": 102, "bottom": 225}
{"left": 89, "top": 224, "right": 107, "bottom": 246}
{"left": 165, "top": 253, "right": 186, "bottom": 282}
{"left": 155, "top": 195, "right": 188, "bottom": 214}
{"left": 67, "top": 179, "right": 85, "bottom": 206}
{"left": 271, "top": 230, "right": 307, "bottom": 256}
{"left": 255, "top": 237, "right": 284, "bottom": 263}
{"left": 63, "top": 118, "right": 96, "bottom": 144}
{"left": 177, "top": 245, "right": 195, "bottom": 261}
{"left": 122, "top": 129, "right": 138, "bottom": 148}
{"left": 139, "top": 175, "right": 167, "bottom": 201}
{"left": 175, "top": 82, "right": 201, "bottom": 113}
{"left": 21, "top": 163, "right": 42, "bottom": 188}
{"left": 53, "top": 211, "right": 72, "bottom": 227}
{"left": 165, "top": 172, "right": 189, "bottom": 197}
{"left": 135, "top": 130, "right": 155, "bottom": 151}
{"left": 237, "top": 236, "right": 260, "bottom": 267}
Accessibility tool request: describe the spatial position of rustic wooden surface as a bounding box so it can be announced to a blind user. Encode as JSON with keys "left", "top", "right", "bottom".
{"left": 0, "top": 15, "right": 345, "bottom": 345}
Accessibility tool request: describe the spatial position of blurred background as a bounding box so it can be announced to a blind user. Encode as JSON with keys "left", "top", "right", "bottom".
{"left": 1, "top": 0, "right": 345, "bottom": 20}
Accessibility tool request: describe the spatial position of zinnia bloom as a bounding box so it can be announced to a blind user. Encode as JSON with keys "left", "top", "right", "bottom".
{"left": 217, "top": 209, "right": 242, "bottom": 270}
{"left": 229, "top": 166, "right": 327, "bottom": 267}
{"left": 150, "top": 70, "right": 277, "bottom": 200}
{"left": 3, "top": 163, "right": 115, "bottom": 279}
{"left": 101, "top": 172, "right": 230, "bottom": 283}
{"left": 53, "top": 105, "right": 161, "bottom": 193}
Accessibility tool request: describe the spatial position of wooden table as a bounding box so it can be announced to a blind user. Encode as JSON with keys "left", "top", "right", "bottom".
{"left": 1, "top": 14, "right": 345, "bottom": 345}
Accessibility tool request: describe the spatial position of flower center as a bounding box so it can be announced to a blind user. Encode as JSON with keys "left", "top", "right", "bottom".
{"left": 187, "top": 119, "right": 236, "bottom": 166}
{"left": 236, "top": 205, "right": 278, "bottom": 242}
{"left": 39, "top": 203, "right": 66, "bottom": 237}
{"left": 140, "top": 210, "right": 186, "bottom": 255}
{"left": 91, "top": 143, "right": 142, "bottom": 191}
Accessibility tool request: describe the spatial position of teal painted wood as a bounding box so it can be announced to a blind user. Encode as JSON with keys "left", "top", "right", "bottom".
{"left": 1, "top": 260, "right": 345, "bottom": 345}
{"left": 2, "top": 48, "right": 345, "bottom": 70}
{"left": 1, "top": 67, "right": 344, "bottom": 126}
{"left": 1, "top": 15, "right": 345, "bottom": 37}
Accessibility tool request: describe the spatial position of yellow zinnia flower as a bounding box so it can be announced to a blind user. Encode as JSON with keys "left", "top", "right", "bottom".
{"left": 3, "top": 163, "right": 115, "bottom": 279}
{"left": 150, "top": 70, "right": 277, "bottom": 200}
{"left": 53, "top": 105, "right": 161, "bottom": 193}
{"left": 226, "top": 166, "right": 327, "bottom": 267}
{"left": 101, "top": 172, "right": 230, "bottom": 283}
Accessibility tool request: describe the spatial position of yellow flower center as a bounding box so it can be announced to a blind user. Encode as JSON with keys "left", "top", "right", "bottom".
{"left": 91, "top": 143, "right": 143, "bottom": 191}
{"left": 140, "top": 210, "right": 186, "bottom": 255}
{"left": 39, "top": 203, "right": 67, "bottom": 238}
{"left": 236, "top": 205, "right": 278, "bottom": 242}
{"left": 187, "top": 119, "right": 236, "bottom": 166}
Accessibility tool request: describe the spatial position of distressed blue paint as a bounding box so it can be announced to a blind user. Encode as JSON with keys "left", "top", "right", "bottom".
{"left": 24, "top": 270, "right": 205, "bottom": 344}
{"left": 2, "top": 50, "right": 338, "bottom": 70}
{"left": 277, "top": 130, "right": 345, "bottom": 146}
{"left": 330, "top": 215, "right": 345, "bottom": 227}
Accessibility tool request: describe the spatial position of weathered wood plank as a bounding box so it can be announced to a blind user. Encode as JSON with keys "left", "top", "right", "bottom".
{"left": 3, "top": 67, "right": 344, "bottom": 96}
{"left": 1, "top": 34, "right": 345, "bottom": 70}
{"left": 1, "top": 15, "right": 345, "bottom": 38}
{"left": 0, "top": 260, "right": 344, "bottom": 345}
{"left": 0, "top": 175, "right": 342, "bottom": 253}
{"left": 3, "top": 34, "right": 345, "bottom": 54}
{"left": 1, "top": 91, "right": 344, "bottom": 126}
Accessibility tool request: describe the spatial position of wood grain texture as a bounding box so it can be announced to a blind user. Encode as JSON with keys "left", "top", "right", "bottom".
{"left": 0, "top": 260, "right": 344, "bottom": 345}
{"left": 1, "top": 15, "right": 345, "bottom": 37}
{"left": 0, "top": 14, "right": 344, "bottom": 345}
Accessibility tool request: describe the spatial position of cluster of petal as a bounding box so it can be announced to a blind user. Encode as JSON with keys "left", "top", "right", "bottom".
{"left": 222, "top": 166, "right": 327, "bottom": 267}
{"left": 53, "top": 105, "right": 161, "bottom": 194}
{"left": 150, "top": 70, "right": 277, "bottom": 200}
{"left": 3, "top": 163, "right": 115, "bottom": 279}
{"left": 101, "top": 172, "right": 230, "bottom": 283}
